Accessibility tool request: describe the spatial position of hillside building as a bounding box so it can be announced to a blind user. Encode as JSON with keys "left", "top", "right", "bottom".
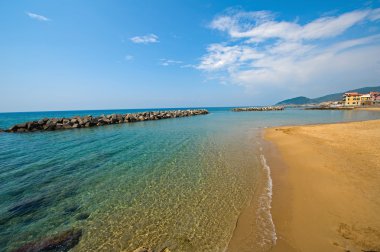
{"left": 370, "top": 92, "right": 380, "bottom": 104}
{"left": 343, "top": 91, "right": 380, "bottom": 106}
{"left": 343, "top": 92, "right": 362, "bottom": 106}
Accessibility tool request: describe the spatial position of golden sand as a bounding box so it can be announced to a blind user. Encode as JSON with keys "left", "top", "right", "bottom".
{"left": 265, "top": 120, "right": 380, "bottom": 252}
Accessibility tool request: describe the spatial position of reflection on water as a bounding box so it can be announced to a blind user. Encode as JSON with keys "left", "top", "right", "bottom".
{"left": 1, "top": 108, "right": 380, "bottom": 251}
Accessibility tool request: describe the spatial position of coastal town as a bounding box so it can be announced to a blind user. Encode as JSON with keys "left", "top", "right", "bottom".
{"left": 342, "top": 91, "right": 380, "bottom": 106}
{"left": 303, "top": 91, "right": 380, "bottom": 109}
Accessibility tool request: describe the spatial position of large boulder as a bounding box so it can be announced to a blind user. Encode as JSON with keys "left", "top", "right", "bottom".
{"left": 55, "top": 123, "right": 63, "bottom": 130}
{"left": 16, "top": 123, "right": 27, "bottom": 128}
{"left": 70, "top": 118, "right": 78, "bottom": 124}
{"left": 62, "top": 119, "right": 70, "bottom": 124}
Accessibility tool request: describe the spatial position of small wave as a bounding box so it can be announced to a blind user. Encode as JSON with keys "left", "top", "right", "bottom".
{"left": 257, "top": 154, "right": 277, "bottom": 248}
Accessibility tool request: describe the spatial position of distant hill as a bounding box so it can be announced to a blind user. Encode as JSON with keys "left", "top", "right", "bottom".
{"left": 276, "top": 86, "right": 380, "bottom": 105}
{"left": 276, "top": 96, "right": 312, "bottom": 105}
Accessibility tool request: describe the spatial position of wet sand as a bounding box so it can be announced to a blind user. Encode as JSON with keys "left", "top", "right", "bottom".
{"left": 264, "top": 120, "right": 380, "bottom": 251}
{"left": 355, "top": 107, "right": 380, "bottom": 111}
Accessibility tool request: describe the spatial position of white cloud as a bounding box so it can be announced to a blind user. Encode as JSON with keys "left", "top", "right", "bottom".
{"left": 198, "top": 44, "right": 264, "bottom": 71}
{"left": 130, "top": 34, "right": 159, "bottom": 44}
{"left": 26, "top": 12, "right": 50, "bottom": 21}
{"left": 209, "top": 9, "right": 380, "bottom": 42}
{"left": 369, "top": 8, "right": 380, "bottom": 21}
{"left": 198, "top": 8, "right": 380, "bottom": 95}
{"left": 125, "top": 55, "right": 134, "bottom": 61}
{"left": 159, "top": 58, "right": 183, "bottom": 66}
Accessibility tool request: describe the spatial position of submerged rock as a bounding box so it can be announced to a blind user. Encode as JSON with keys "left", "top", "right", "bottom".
{"left": 75, "top": 212, "right": 90, "bottom": 221}
{"left": 12, "top": 229, "right": 82, "bottom": 252}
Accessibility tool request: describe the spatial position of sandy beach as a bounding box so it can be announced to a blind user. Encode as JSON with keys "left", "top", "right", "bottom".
{"left": 264, "top": 119, "right": 380, "bottom": 251}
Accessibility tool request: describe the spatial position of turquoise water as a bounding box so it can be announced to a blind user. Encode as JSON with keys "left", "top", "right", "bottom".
{"left": 1, "top": 108, "right": 380, "bottom": 252}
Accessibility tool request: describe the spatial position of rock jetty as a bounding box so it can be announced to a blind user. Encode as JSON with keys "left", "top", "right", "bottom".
{"left": 232, "top": 106, "right": 284, "bottom": 112}
{"left": 3, "top": 109, "right": 209, "bottom": 133}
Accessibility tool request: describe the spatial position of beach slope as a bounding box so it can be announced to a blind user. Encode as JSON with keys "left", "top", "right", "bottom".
{"left": 265, "top": 120, "right": 380, "bottom": 252}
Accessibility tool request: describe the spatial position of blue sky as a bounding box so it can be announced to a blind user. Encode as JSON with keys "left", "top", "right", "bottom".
{"left": 1, "top": 0, "right": 380, "bottom": 112}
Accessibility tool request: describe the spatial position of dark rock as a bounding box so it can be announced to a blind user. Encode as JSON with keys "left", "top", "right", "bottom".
{"left": 44, "top": 121, "right": 57, "bottom": 131}
{"left": 16, "top": 123, "right": 27, "bottom": 128}
{"left": 90, "top": 118, "right": 98, "bottom": 125}
{"left": 50, "top": 118, "right": 58, "bottom": 124}
{"left": 43, "top": 124, "right": 56, "bottom": 131}
{"left": 82, "top": 116, "right": 90, "bottom": 124}
{"left": 27, "top": 122, "right": 34, "bottom": 130}
{"left": 75, "top": 212, "right": 90, "bottom": 220}
{"left": 9, "top": 125, "right": 18, "bottom": 132}
{"left": 12, "top": 229, "right": 82, "bottom": 252}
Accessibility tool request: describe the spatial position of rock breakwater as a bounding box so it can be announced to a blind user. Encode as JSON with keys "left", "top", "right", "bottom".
{"left": 3, "top": 109, "right": 209, "bottom": 133}
{"left": 232, "top": 106, "right": 284, "bottom": 112}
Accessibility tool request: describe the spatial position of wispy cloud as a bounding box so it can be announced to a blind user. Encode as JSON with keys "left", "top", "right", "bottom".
{"left": 130, "top": 34, "right": 159, "bottom": 44}
{"left": 26, "top": 12, "right": 50, "bottom": 21}
{"left": 159, "top": 58, "right": 183, "bottom": 66}
{"left": 125, "top": 55, "right": 134, "bottom": 61}
{"left": 209, "top": 9, "right": 374, "bottom": 42}
{"left": 198, "top": 8, "right": 380, "bottom": 94}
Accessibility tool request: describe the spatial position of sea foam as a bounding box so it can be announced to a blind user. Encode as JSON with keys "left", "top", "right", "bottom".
{"left": 257, "top": 153, "right": 277, "bottom": 248}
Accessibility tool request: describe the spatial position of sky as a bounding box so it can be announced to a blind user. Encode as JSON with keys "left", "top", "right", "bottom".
{"left": 1, "top": 0, "right": 380, "bottom": 112}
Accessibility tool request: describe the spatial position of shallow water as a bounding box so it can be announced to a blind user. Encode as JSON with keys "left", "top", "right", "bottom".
{"left": 1, "top": 108, "right": 380, "bottom": 252}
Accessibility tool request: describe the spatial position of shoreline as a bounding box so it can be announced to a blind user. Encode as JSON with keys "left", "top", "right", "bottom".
{"left": 226, "top": 143, "right": 277, "bottom": 252}
{"left": 264, "top": 119, "right": 380, "bottom": 251}
{"left": 226, "top": 110, "right": 380, "bottom": 251}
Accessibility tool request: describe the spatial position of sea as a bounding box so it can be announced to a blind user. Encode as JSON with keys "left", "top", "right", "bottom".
{"left": 1, "top": 107, "right": 380, "bottom": 252}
